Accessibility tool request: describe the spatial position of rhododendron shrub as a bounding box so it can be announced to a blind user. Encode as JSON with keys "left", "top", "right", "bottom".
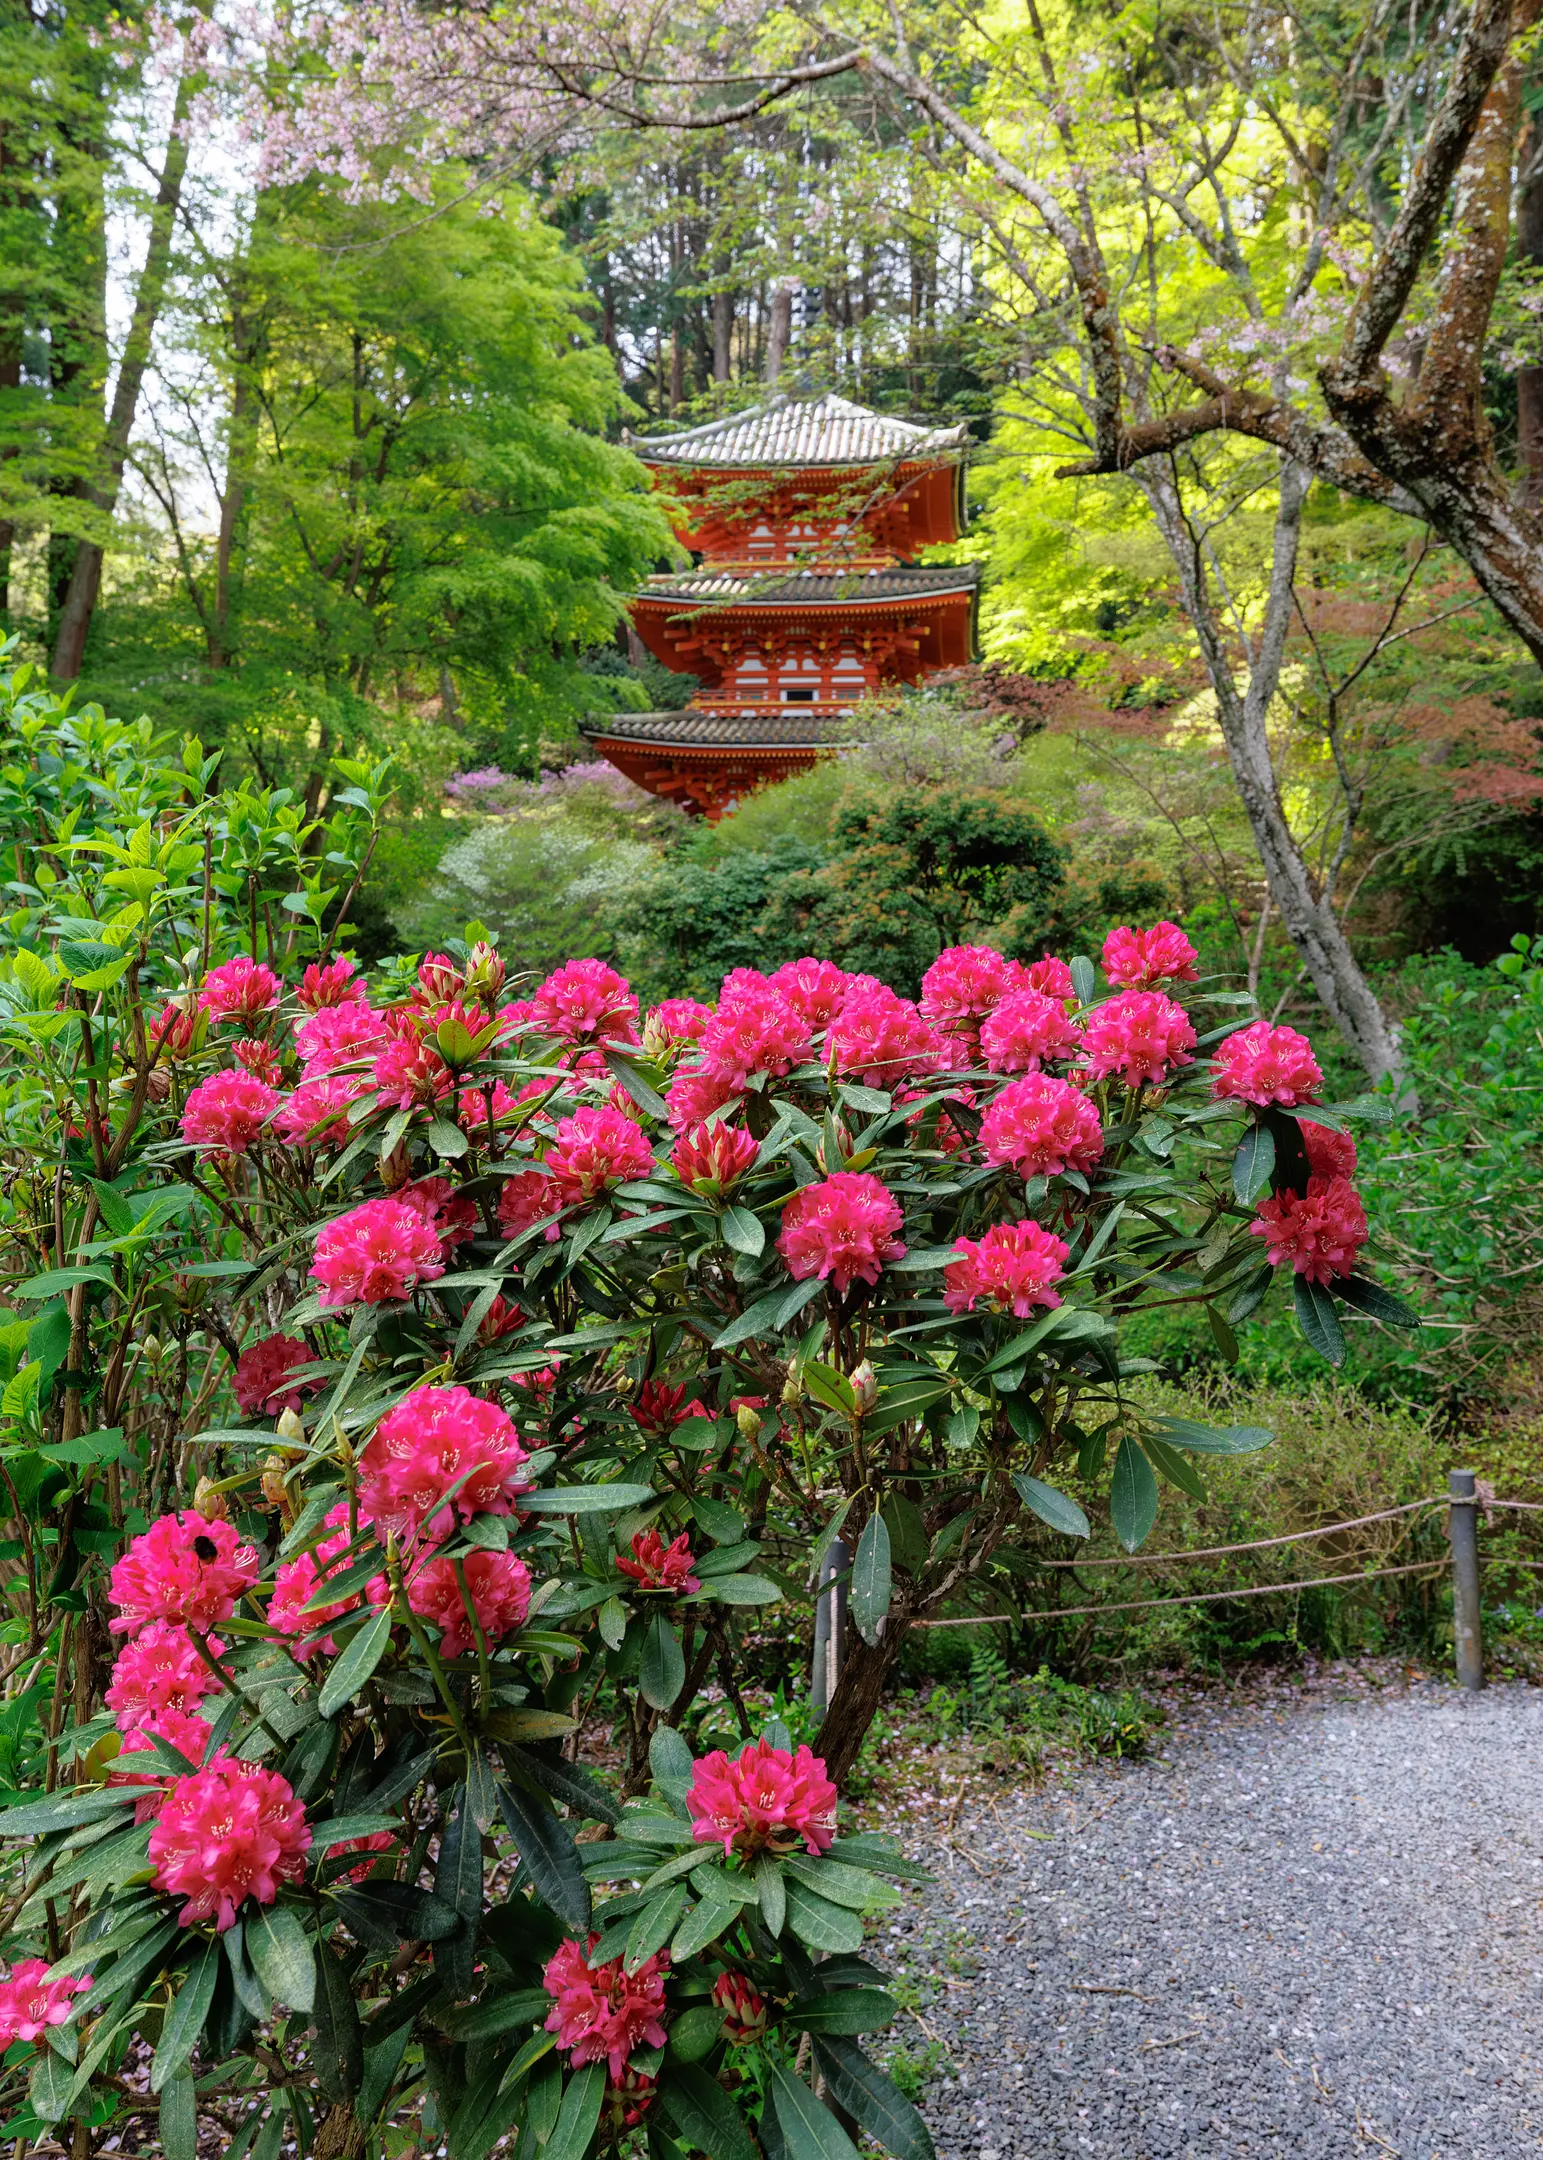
{"left": 0, "top": 657, "right": 1416, "bottom": 2160}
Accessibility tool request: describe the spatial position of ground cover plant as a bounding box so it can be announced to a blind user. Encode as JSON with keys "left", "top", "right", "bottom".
{"left": 0, "top": 665, "right": 1414, "bottom": 2158}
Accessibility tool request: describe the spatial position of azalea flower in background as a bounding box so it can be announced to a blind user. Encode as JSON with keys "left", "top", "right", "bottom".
{"left": 1079, "top": 989, "right": 1197, "bottom": 1089}
{"left": 543, "top": 1935, "right": 670, "bottom": 2080}
{"left": 616, "top": 1528, "right": 701, "bottom": 1593}
{"left": 356, "top": 1384, "right": 530, "bottom": 1541}
{"left": 148, "top": 1756, "right": 311, "bottom": 1930}
{"left": 0, "top": 1960, "right": 91, "bottom": 2049}
{"left": 943, "top": 1219, "right": 1070, "bottom": 1317}
{"left": 1101, "top": 920, "right": 1200, "bottom": 989}
{"left": 979, "top": 1074, "right": 1104, "bottom": 1179}
{"left": 686, "top": 1737, "right": 838, "bottom": 1859}
{"left": 1210, "top": 1020, "right": 1323, "bottom": 1107}
{"left": 233, "top": 1332, "right": 320, "bottom": 1417}
{"left": 108, "top": 1511, "right": 260, "bottom": 1635}
{"left": 310, "top": 1196, "right": 446, "bottom": 1307}
{"left": 777, "top": 1171, "right": 906, "bottom": 1296}
{"left": 199, "top": 955, "right": 280, "bottom": 1021}
{"left": 1252, "top": 1176, "right": 1369, "bottom": 1283}
{"left": 180, "top": 1070, "right": 279, "bottom": 1155}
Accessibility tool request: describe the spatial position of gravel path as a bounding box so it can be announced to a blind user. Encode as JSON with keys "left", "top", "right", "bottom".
{"left": 890, "top": 1676, "right": 1543, "bottom": 2159}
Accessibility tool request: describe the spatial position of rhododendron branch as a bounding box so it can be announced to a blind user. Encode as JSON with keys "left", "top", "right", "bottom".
{"left": 386, "top": 1550, "right": 476, "bottom": 1758}
{"left": 185, "top": 1629, "right": 289, "bottom": 1754}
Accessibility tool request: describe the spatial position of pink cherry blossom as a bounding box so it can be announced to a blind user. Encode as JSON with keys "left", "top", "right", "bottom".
{"left": 943, "top": 1219, "right": 1070, "bottom": 1317}
{"left": 0, "top": 1961, "right": 91, "bottom": 2049}
{"left": 1251, "top": 1176, "right": 1368, "bottom": 1284}
{"left": 148, "top": 1756, "right": 312, "bottom": 1931}
{"left": 671, "top": 1119, "right": 759, "bottom": 1191}
{"left": 980, "top": 1075, "right": 1104, "bottom": 1179}
{"left": 1210, "top": 1021, "right": 1323, "bottom": 1107}
{"left": 199, "top": 955, "right": 280, "bottom": 1021}
{"left": 1101, "top": 920, "right": 1200, "bottom": 989}
{"left": 108, "top": 1511, "right": 259, "bottom": 1635}
{"left": 777, "top": 1171, "right": 906, "bottom": 1297}
{"left": 180, "top": 1070, "right": 279, "bottom": 1155}
{"left": 543, "top": 1935, "right": 669, "bottom": 2080}
{"left": 616, "top": 1528, "right": 701, "bottom": 1593}
{"left": 309, "top": 1196, "right": 446, "bottom": 1308}
{"left": 233, "top": 1333, "right": 319, "bottom": 1417}
{"left": 1079, "top": 990, "right": 1197, "bottom": 1088}
{"left": 357, "top": 1384, "right": 530, "bottom": 1542}
{"left": 979, "top": 989, "right": 1083, "bottom": 1073}
{"left": 686, "top": 1737, "right": 837, "bottom": 1859}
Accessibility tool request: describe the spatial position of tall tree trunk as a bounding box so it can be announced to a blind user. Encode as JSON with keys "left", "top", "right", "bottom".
{"left": 1516, "top": 110, "right": 1543, "bottom": 503}
{"left": 712, "top": 284, "right": 733, "bottom": 382}
{"left": 52, "top": 48, "right": 195, "bottom": 679}
{"left": 765, "top": 279, "right": 794, "bottom": 385}
{"left": 814, "top": 1625, "right": 908, "bottom": 1786}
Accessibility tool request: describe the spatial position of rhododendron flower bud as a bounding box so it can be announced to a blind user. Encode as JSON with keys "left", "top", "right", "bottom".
{"left": 815, "top": 1117, "right": 854, "bottom": 1174}
{"left": 630, "top": 1379, "right": 710, "bottom": 1437}
{"left": 416, "top": 952, "right": 464, "bottom": 1005}
{"left": 777, "top": 1172, "right": 907, "bottom": 1297}
{"left": 199, "top": 955, "right": 281, "bottom": 1021}
{"left": 309, "top": 1196, "right": 446, "bottom": 1308}
{"left": 665, "top": 1063, "right": 744, "bottom": 1134}
{"left": 828, "top": 984, "right": 945, "bottom": 1090}
{"left": 150, "top": 1001, "right": 199, "bottom": 1059}
{"left": 275, "top": 1407, "right": 306, "bottom": 1446}
{"left": 980, "top": 1075, "right": 1104, "bottom": 1179}
{"left": 0, "top": 1961, "right": 91, "bottom": 2050}
{"left": 848, "top": 1359, "right": 878, "bottom": 1412}
{"left": 1102, "top": 920, "right": 1200, "bottom": 989}
{"left": 104, "top": 1621, "right": 223, "bottom": 1734}
{"left": 980, "top": 989, "right": 1083, "bottom": 1074}
{"left": 274, "top": 1073, "right": 364, "bottom": 1148}
{"left": 546, "top": 1104, "right": 654, "bottom": 1202}
{"left": 943, "top": 1219, "right": 1070, "bottom": 1318}
{"left": 1301, "top": 1119, "right": 1358, "bottom": 1179}
{"left": 768, "top": 956, "right": 855, "bottom": 1029}
{"left": 642, "top": 997, "right": 714, "bottom": 1057}
{"left": 698, "top": 981, "right": 812, "bottom": 1086}
{"left": 477, "top": 1292, "right": 526, "bottom": 1345}
{"left": 402, "top": 1546, "right": 532, "bottom": 1656}
{"left": 358, "top": 1384, "right": 530, "bottom": 1541}
{"left": 530, "top": 958, "right": 639, "bottom": 1046}
{"left": 1211, "top": 1021, "right": 1323, "bottom": 1107}
{"left": 108, "top": 1511, "right": 259, "bottom": 1635}
{"left": 919, "top": 945, "right": 1026, "bottom": 1042}
{"left": 268, "top": 1504, "right": 360, "bottom": 1658}
{"left": 295, "top": 1001, "right": 387, "bottom": 1076}
{"left": 234, "top": 1333, "right": 319, "bottom": 1418}
{"left": 672, "top": 1118, "right": 759, "bottom": 1193}
{"left": 1080, "top": 990, "right": 1197, "bottom": 1089}
{"left": 463, "top": 939, "right": 507, "bottom": 1003}
{"left": 686, "top": 1737, "right": 838, "bottom": 1859}
{"left": 604, "top": 2068, "right": 658, "bottom": 2130}
{"left": 148, "top": 1756, "right": 311, "bottom": 1930}
{"left": 735, "top": 1400, "right": 763, "bottom": 1439}
{"left": 712, "top": 1970, "right": 769, "bottom": 2044}
{"left": 374, "top": 1034, "right": 453, "bottom": 1110}
{"left": 233, "top": 1036, "right": 284, "bottom": 1085}
{"left": 181, "top": 1070, "right": 279, "bottom": 1156}
{"left": 297, "top": 954, "right": 364, "bottom": 1011}
{"left": 543, "top": 1936, "right": 669, "bottom": 2079}
{"left": 1251, "top": 1176, "right": 1368, "bottom": 1284}
{"left": 616, "top": 1528, "right": 701, "bottom": 1593}
{"left": 192, "top": 1477, "right": 229, "bottom": 1521}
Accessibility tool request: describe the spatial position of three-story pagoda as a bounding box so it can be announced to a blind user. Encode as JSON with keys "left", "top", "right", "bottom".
{"left": 580, "top": 392, "right": 979, "bottom": 819}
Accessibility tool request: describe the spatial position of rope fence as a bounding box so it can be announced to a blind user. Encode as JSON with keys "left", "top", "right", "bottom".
{"left": 809, "top": 1472, "right": 1529, "bottom": 1704}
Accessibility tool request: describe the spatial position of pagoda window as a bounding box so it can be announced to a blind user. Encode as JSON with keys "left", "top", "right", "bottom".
{"left": 782, "top": 687, "right": 817, "bottom": 704}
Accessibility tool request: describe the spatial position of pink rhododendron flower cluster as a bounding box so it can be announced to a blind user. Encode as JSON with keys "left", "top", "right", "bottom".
{"left": 1079, "top": 990, "right": 1197, "bottom": 1089}
{"left": 629, "top": 1379, "right": 710, "bottom": 1437}
{"left": 180, "top": 1070, "right": 279, "bottom": 1155}
{"left": 712, "top": 1970, "right": 769, "bottom": 2044}
{"left": 399, "top": 1547, "right": 532, "bottom": 1656}
{"left": 108, "top": 1511, "right": 259, "bottom": 1635}
{"left": 150, "top": 1001, "right": 199, "bottom": 1059}
{"left": 268, "top": 1505, "right": 360, "bottom": 1659}
{"left": 1021, "top": 955, "right": 1077, "bottom": 1002}
{"left": 1302, "top": 1119, "right": 1358, "bottom": 1178}
{"left": 529, "top": 959, "right": 639, "bottom": 1046}
{"left": 326, "top": 1830, "right": 396, "bottom": 1883}
{"left": 1102, "top": 920, "right": 1200, "bottom": 989}
{"left": 545, "top": 1104, "right": 654, "bottom": 1201}
{"left": 695, "top": 976, "right": 812, "bottom": 1087}
{"left": 1211, "top": 1021, "right": 1323, "bottom": 1106}
{"left": 919, "top": 943, "right": 1027, "bottom": 1041}
{"left": 297, "top": 954, "right": 364, "bottom": 1011}
{"left": 148, "top": 1756, "right": 312, "bottom": 1930}
{"left": 199, "top": 955, "right": 280, "bottom": 1021}
{"left": 768, "top": 956, "right": 854, "bottom": 1029}
{"left": 672, "top": 1118, "right": 759, "bottom": 1192}
{"left": 686, "top": 1738, "right": 838, "bottom": 1859}
{"left": 643, "top": 997, "right": 714, "bottom": 1049}
{"left": 543, "top": 1935, "right": 670, "bottom": 2080}
{"left": 111, "top": 1707, "right": 215, "bottom": 1817}
{"left": 275, "top": 1073, "right": 364, "bottom": 1147}
{"left": 943, "top": 1219, "right": 1070, "bottom": 1317}
{"left": 295, "top": 1000, "right": 388, "bottom": 1075}
{"left": 498, "top": 1168, "right": 562, "bottom": 1239}
{"left": 616, "top": 1528, "right": 701, "bottom": 1593}
{"left": 310, "top": 1196, "right": 446, "bottom": 1308}
{"left": 979, "top": 989, "right": 1083, "bottom": 1074}
{"left": 0, "top": 1961, "right": 91, "bottom": 2049}
{"left": 1251, "top": 1176, "right": 1369, "bottom": 1284}
{"left": 827, "top": 983, "right": 945, "bottom": 1089}
{"left": 397, "top": 1176, "right": 478, "bottom": 1256}
{"left": 357, "top": 1384, "right": 530, "bottom": 1541}
{"left": 104, "top": 1621, "right": 222, "bottom": 1732}
{"left": 233, "top": 1332, "right": 318, "bottom": 1417}
{"left": 374, "top": 1034, "right": 453, "bottom": 1109}
{"left": 665, "top": 1063, "right": 743, "bottom": 1134}
{"left": 777, "top": 1172, "right": 906, "bottom": 1296}
{"left": 980, "top": 1075, "right": 1104, "bottom": 1179}
{"left": 457, "top": 1076, "right": 521, "bottom": 1137}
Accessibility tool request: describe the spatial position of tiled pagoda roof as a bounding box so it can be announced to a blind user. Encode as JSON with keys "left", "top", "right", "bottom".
{"left": 626, "top": 393, "right": 970, "bottom": 469}
{"left": 580, "top": 710, "right": 857, "bottom": 749}
{"left": 638, "top": 564, "right": 980, "bottom": 606}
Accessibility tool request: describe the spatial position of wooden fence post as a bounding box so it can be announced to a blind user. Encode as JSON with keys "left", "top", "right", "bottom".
{"left": 1448, "top": 1468, "right": 1485, "bottom": 1693}
{"left": 811, "top": 1536, "right": 849, "bottom": 1715}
